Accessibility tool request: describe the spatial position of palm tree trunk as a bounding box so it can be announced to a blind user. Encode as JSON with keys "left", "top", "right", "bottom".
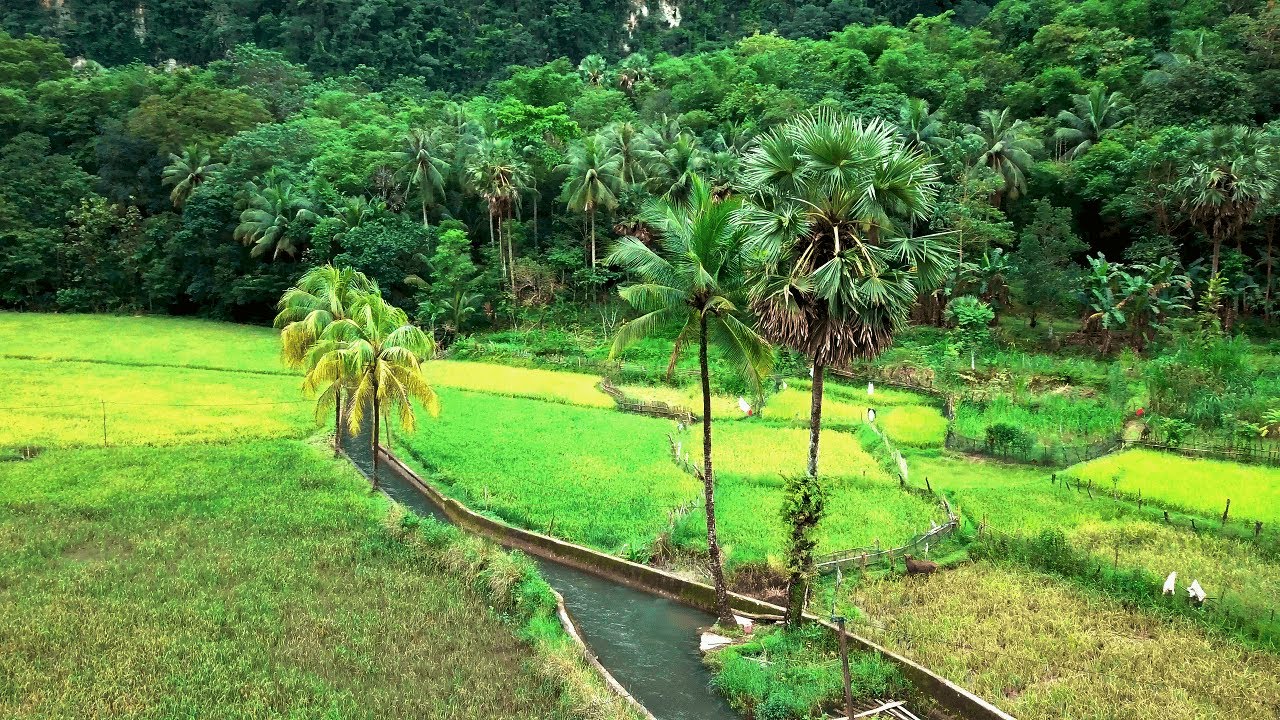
{"left": 371, "top": 380, "right": 381, "bottom": 490}
{"left": 532, "top": 188, "right": 539, "bottom": 251}
{"left": 1266, "top": 221, "right": 1274, "bottom": 321}
{"left": 590, "top": 209, "right": 597, "bottom": 267}
{"left": 333, "top": 388, "right": 343, "bottom": 458}
{"left": 700, "top": 315, "right": 734, "bottom": 626}
{"left": 1212, "top": 235, "right": 1222, "bottom": 276}
{"left": 508, "top": 210, "right": 517, "bottom": 290}
{"left": 807, "top": 363, "right": 825, "bottom": 478}
{"left": 422, "top": 196, "right": 429, "bottom": 229}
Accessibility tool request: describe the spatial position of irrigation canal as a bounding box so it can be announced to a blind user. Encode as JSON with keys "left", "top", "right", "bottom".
{"left": 343, "top": 430, "right": 740, "bottom": 720}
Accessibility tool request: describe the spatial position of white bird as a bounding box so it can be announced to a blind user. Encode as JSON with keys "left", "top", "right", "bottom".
{"left": 1162, "top": 571, "right": 1178, "bottom": 596}
{"left": 738, "top": 397, "right": 752, "bottom": 416}
{"left": 867, "top": 382, "right": 875, "bottom": 396}
{"left": 1187, "top": 580, "right": 1206, "bottom": 604}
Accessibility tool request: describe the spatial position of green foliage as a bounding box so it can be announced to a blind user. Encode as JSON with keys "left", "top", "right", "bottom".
{"left": 707, "top": 624, "right": 908, "bottom": 720}
{"left": 780, "top": 471, "right": 827, "bottom": 624}
{"left": 945, "top": 295, "right": 994, "bottom": 358}
{"left": 984, "top": 421, "right": 1034, "bottom": 455}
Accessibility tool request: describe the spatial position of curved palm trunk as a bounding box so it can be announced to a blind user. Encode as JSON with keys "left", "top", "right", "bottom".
{"left": 589, "top": 209, "right": 597, "bottom": 267}
{"left": 807, "top": 363, "right": 825, "bottom": 478}
{"left": 700, "top": 315, "right": 733, "bottom": 626}
{"left": 371, "top": 373, "right": 381, "bottom": 490}
{"left": 333, "top": 388, "right": 343, "bottom": 458}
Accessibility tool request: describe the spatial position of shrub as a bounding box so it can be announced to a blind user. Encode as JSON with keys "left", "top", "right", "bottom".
{"left": 985, "top": 422, "right": 1034, "bottom": 455}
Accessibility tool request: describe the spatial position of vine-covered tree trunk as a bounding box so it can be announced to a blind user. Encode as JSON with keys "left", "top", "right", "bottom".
{"left": 807, "top": 363, "right": 825, "bottom": 478}
{"left": 700, "top": 315, "right": 734, "bottom": 626}
{"left": 333, "top": 389, "right": 343, "bottom": 458}
{"left": 371, "top": 380, "right": 381, "bottom": 490}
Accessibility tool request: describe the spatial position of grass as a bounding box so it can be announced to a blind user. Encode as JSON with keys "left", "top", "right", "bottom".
{"left": 0, "top": 440, "right": 629, "bottom": 719}
{"left": 428, "top": 360, "right": 614, "bottom": 408}
{"left": 677, "top": 423, "right": 946, "bottom": 565}
{"left": 0, "top": 357, "right": 313, "bottom": 449}
{"left": 1065, "top": 449, "right": 1280, "bottom": 525}
{"left": 833, "top": 561, "right": 1280, "bottom": 720}
{"left": 394, "top": 388, "right": 699, "bottom": 556}
{"left": 952, "top": 394, "right": 1126, "bottom": 445}
{"left": 705, "top": 624, "right": 908, "bottom": 720}
{"left": 0, "top": 311, "right": 285, "bottom": 373}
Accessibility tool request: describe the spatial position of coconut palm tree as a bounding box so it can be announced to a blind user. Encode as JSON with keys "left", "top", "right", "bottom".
{"left": 395, "top": 128, "right": 449, "bottom": 228}
{"left": 965, "top": 108, "right": 1042, "bottom": 206}
{"left": 645, "top": 132, "right": 707, "bottom": 204}
{"left": 1054, "top": 87, "right": 1131, "bottom": 160}
{"left": 895, "top": 98, "right": 948, "bottom": 154}
{"left": 738, "top": 110, "right": 953, "bottom": 480}
{"left": 275, "top": 265, "right": 379, "bottom": 457}
{"left": 234, "top": 177, "right": 319, "bottom": 260}
{"left": 1175, "top": 125, "right": 1278, "bottom": 275}
{"left": 578, "top": 54, "right": 607, "bottom": 86}
{"left": 161, "top": 147, "right": 224, "bottom": 208}
{"left": 608, "top": 175, "right": 773, "bottom": 626}
{"left": 557, "top": 135, "right": 622, "bottom": 266}
{"left": 306, "top": 290, "right": 439, "bottom": 488}
{"left": 602, "top": 121, "right": 652, "bottom": 187}
{"left": 467, "top": 137, "right": 532, "bottom": 286}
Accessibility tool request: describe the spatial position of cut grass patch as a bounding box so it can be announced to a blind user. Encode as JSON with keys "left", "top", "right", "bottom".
{"left": 1066, "top": 449, "right": 1280, "bottom": 525}
{"left": 0, "top": 441, "right": 605, "bottom": 719}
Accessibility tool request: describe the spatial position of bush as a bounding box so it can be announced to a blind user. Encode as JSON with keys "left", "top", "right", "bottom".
{"left": 985, "top": 422, "right": 1034, "bottom": 455}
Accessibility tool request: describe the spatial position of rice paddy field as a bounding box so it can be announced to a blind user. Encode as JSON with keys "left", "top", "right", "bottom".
{"left": 835, "top": 562, "right": 1280, "bottom": 720}
{"left": 8, "top": 312, "right": 1280, "bottom": 720}
{"left": 1066, "top": 449, "right": 1280, "bottom": 525}
{"left": 393, "top": 389, "right": 699, "bottom": 554}
{"left": 0, "top": 439, "right": 629, "bottom": 719}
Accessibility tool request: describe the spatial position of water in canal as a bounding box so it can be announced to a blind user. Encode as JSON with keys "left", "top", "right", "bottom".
{"left": 345, "top": 430, "right": 740, "bottom": 720}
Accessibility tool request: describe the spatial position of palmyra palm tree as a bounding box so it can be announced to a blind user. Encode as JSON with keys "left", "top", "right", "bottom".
{"left": 305, "top": 289, "right": 439, "bottom": 488}
{"left": 234, "top": 176, "right": 319, "bottom": 260}
{"left": 161, "top": 147, "right": 224, "bottom": 208}
{"left": 275, "top": 265, "right": 379, "bottom": 457}
{"left": 608, "top": 175, "right": 773, "bottom": 626}
{"left": 557, "top": 135, "right": 622, "bottom": 267}
{"left": 578, "top": 54, "right": 607, "bottom": 86}
{"left": 1174, "top": 125, "right": 1278, "bottom": 275}
{"left": 395, "top": 128, "right": 449, "bottom": 228}
{"left": 1054, "top": 87, "right": 1131, "bottom": 160}
{"left": 615, "top": 53, "right": 651, "bottom": 94}
{"left": 965, "top": 108, "right": 1042, "bottom": 206}
{"left": 467, "top": 137, "right": 531, "bottom": 287}
{"left": 738, "top": 110, "right": 952, "bottom": 483}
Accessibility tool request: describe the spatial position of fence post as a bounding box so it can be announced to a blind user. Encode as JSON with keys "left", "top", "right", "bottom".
{"left": 1256, "top": 521, "right": 1264, "bottom": 539}
{"left": 1222, "top": 499, "right": 1231, "bottom": 526}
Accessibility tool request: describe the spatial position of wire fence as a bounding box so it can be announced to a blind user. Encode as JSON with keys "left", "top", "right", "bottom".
{"left": 943, "top": 431, "right": 1123, "bottom": 467}
{"left": 600, "top": 378, "right": 696, "bottom": 424}
{"left": 1130, "top": 428, "right": 1280, "bottom": 468}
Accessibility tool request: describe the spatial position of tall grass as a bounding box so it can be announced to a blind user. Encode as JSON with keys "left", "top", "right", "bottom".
{"left": 953, "top": 394, "right": 1125, "bottom": 444}
{"left": 706, "top": 624, "right": 908, "bottom": 719}
{"left": 0, "top": 441, "right": 630, "bottom": 719}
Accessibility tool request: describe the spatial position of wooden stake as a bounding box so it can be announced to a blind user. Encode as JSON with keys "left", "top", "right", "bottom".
{"left": 1256, "top": 521, "right": 1264, "bottom": 538}
{"left": 835, "top": 617, "right": 855, "bottom": 720}
{"left": 1222, "top": 499, "right": 1231, "bottom": 526}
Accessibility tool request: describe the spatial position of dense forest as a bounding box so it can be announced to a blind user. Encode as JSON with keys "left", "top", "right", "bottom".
{"left": 1, "top": 0, "right": 1277, "bottom": 339}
